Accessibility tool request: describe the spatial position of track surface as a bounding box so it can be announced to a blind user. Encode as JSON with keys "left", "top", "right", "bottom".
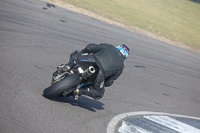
{"left": 0, "top": 0, "right": 200, "bottom": 133}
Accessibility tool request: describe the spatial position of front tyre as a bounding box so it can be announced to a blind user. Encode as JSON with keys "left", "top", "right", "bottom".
{"left": 43, "top": 74, "right": 80, "bottom": 100}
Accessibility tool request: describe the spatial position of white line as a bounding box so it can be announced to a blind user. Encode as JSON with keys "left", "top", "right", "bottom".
{"left": 144, "top": 116, "right": 200, "bottom": 133}
{"left": 107, "top": 111, "right": 200, "bottom": 133}
{"left": 118, "top": 120, "right": 153, "bottom": 133}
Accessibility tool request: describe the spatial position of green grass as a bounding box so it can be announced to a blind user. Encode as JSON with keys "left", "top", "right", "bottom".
{"left": 58, "top": 0, "right": 200, "bottom": 52}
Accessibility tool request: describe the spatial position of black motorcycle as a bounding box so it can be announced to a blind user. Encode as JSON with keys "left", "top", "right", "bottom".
{"left": 43, "top": 60, "right": 99, "bottom": 100}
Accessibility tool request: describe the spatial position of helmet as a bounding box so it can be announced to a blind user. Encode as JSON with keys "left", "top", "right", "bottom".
{"left": 116, "top": 44, "right": 130, "bottom": 59}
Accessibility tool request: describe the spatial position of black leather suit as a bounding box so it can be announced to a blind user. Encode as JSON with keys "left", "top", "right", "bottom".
{"left": 68, "top": 43, "right": 125, "bottom": 100}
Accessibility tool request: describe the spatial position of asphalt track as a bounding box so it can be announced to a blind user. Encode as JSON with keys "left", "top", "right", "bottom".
{"left": 0, "top": 0, "right": 200, "bottom": 133}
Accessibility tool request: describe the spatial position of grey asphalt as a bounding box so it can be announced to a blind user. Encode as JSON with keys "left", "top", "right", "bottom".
{"left": 0, "top": 0, "right": 200, "bottom": 133}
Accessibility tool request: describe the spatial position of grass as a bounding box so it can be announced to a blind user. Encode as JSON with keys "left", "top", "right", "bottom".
{"left": 50, "top": 0, "right": 200, "bottom": 52}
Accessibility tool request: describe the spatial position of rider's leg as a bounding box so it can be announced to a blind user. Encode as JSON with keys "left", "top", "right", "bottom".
{"left": 78, "top": 70, "right": 105, "bottom": 100}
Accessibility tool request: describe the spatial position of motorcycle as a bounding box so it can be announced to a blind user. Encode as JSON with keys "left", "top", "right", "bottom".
{"left": 43, "top": 59, "right": 99, "bottom": 100}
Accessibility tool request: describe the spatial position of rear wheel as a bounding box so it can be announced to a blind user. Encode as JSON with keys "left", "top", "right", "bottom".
{"left": 43, "top": 74, "right": 80, "bottom": 99}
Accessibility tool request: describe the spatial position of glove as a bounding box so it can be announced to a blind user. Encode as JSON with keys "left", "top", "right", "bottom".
{"left": 57, "top": 64, "right": 70, "bottom": 72}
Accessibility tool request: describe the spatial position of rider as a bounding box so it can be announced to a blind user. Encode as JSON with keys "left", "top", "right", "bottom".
{"left": 58, "top": 43, "right": 130, "bottom": 100}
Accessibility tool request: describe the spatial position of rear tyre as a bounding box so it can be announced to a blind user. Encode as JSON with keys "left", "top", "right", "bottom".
{"left": 43, "top": 74, "right": 80, "bottom": 99}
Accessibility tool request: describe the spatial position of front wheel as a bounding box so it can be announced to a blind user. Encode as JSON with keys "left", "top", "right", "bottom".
{"left": 43, "top": 74, "right": 80, "bottom": 99}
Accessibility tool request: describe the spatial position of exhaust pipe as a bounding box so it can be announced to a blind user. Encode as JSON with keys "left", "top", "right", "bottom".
{"left": 82, "top": 66, "right": 96, "bottom": 80}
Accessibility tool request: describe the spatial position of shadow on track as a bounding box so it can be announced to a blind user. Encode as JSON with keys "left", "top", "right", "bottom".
{"left": 50, "top": 96, "right": 105, "bottom": 112}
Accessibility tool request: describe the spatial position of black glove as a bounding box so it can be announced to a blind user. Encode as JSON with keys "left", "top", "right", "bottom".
{"left": 57, "top": 64, "right": 70, "bottom": 72}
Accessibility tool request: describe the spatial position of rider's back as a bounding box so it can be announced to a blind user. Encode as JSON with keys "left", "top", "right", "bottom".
{"left": 89, "top": 43, "right": 124, "bottom": 78}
